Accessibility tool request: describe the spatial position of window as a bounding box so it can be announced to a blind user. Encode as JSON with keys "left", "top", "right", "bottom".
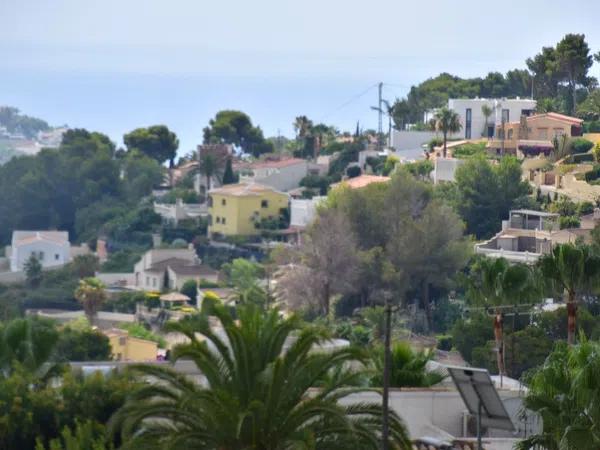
{"left": 507, "top": 129, "right": 514, "bottom": 139}
{"left": 207, "top": 196, "right": 213, "bottom": 207}
{"left": 521, "top": 109, "right": 533, "bottom": 117}
{"left": 221, "top": 198, "right": 226, "bottom": 206}
{"left": 222, "top": 217, "right": 226, "bottom": 225}
{"left": 54, "top": 254, "right": 60, "bottom": 260}
{"left": 38, "top": 251, "right": 45, "bottom": 261}
{"left": 216, "top": 217, "right": 221, "bottom": 224}
{"left": 146, "top": 276, "right": 150, "bottom": 285}
{"left": 465, "top": 108, "right": 472, "bottom": 139}
{"left": 502, "top": 109, "right": 510, "bottom": 123}
{"left": 261, "top": 200, "right": 269, "bottom": 208}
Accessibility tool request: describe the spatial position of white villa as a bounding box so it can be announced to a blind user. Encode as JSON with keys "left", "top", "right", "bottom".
{"left": 6, "top": 231, "right": 72, "bottom": 272}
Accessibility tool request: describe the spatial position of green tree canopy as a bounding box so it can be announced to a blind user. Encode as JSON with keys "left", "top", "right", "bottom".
{"left": 123, "top": 125, "right": 179, "bottom": 166}
{"left": 203, "top": 110, "right": 274, "bottom": 158}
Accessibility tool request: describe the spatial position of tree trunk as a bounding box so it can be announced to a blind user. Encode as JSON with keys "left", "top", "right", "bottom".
{"left": 442, "top": 131, "right": 447, "bottom": 158}
{"left": 422, "top": 281, "right": 432, "bottom": 333}
{"left": 567, "top": 292, "right": 577, "bottom": 346}
{"left": 571, "top": 78, "right": 577, "bottom": 115}
{"left": 493, "top": 310, "right": 505, "bottom": 378}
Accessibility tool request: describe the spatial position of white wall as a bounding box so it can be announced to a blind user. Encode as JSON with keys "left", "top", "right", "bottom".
{"left": 434, "top": 158, "right": 465, "bottom": 184}
{"left": 448, "top": 98, "right": 536, "bottom": 139}
{"left": 11, "top": 240, "right": 70, "bottom": 272}
{"left": 290, "top": 197, "right": 325, "bottom": 228}
{"left": 241, "top": 162, "right": 309, "bottom": 192}
{"left": 389, "top": 130, "right": 438, "bottom": 154}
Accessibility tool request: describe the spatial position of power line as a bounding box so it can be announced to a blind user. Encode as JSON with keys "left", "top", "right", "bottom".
{"left": 319, "top": 83, "right": 378, "bottom": 121}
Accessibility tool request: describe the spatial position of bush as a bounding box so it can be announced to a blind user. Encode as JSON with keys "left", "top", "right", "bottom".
{"left": 570, "top": 137, "right": 594, "bottom": 154}
{"left": 567, "top": 152, "right": 594, "bottom": 163}
{"left": 577, "top": 201, "right": 595, "bottom": 216}
{"left": 584, "top": 164, "right": 600, "bottom": 182}
{"left": 559, "top": 215, "right": 581, "bottom": 229}
{"left": 436, "top": 335, "right": 453, "bottom": 351}
{"left": 346, "top": 165, "right": 361, "bottom": 178}
{"left": 452, "top": 142, "right": 487, "bottom": 159}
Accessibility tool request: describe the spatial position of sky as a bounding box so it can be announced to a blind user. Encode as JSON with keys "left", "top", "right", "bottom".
{"left": 2, "top": 0, "right": 600, "bottom": 154}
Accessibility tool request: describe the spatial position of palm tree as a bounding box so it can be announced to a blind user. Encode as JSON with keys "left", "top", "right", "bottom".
{"left": 110, "top": 303, "right": 411, "bottom": 449}
{"left": 517, "top": 340, "right": 600, "bottom": 450}
{"left": 293, "top": 115, "right": 313, "bottom": 140}
{"left": 74, "top": 278, "right": 107, "bottom": 327}
{"left": 433, "top": 107, "right": 461, "bottom": 158}
{"left": 538, "top": 243, "right": 600, "bottom": 345}
{"left": 0, "top": 317, "right": 60, "bottom": 379}
{"left": 196, "top": 151, "right": 226, "bottom": 194}
{"left": 371, "top": 342, "right": 445, "bottom": 388}
{"left": 468, "top": 258, "right": 535, "bottom": 377}
{"left": 481, "top": 104, "right": 493, "bottom": 138}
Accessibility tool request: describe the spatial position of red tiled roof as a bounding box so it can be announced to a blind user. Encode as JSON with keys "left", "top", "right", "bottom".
{"left": 528, "top": 112, "right": 583, "bottom": 125}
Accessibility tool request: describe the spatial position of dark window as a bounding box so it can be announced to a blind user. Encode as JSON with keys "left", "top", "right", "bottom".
{"left": 54, "top": 254, "right": 59, "bottom": 260}
{"left": 215, "top": 217, "right": 220, "bottom": 224}
{"left": 222, "top": 217, "right": 226, "bottom": 225}
{"left": 261, "top": 200, "right": 269, "bottom": 208}
{"left": 221, "top": 198, "right": 226, "bottom": 206}
{"left": 207, "top": 196, "right": 213, "bottom": 207}
{"left": 521, "top": 109, "right": 533, "bottom": 117}
{"left": 502, "top": 109, "right": 510, "bottom": 123}
{"left": 465, "top": 108, "right": 472, "bottom": 139}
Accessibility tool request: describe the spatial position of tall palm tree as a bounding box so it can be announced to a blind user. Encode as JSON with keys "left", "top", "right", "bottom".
{"left": 74, "top": 277, "right": 107, "bottom": 327}
{"left": 293, "top": 115, "right": 313, "bottom": 140}
{"left": 371, "top": 342, "right": 445, "bottom": 388}
{"left": 538, "top": 243, "right": 600, "bottom": 345}
{"left": 196, "top": 151, "right": 226, "bottom": 194}
{"left": 110, "top": 303, "right": 411, "bottom": 449}
{"left": 481, "top": 104, "right": 493, "bottom": 138}
{"left": 517, "top": 340, "right": 600, "bottom": 450}
{"left": 433, "top": 107, "right": 461, "bottom": 158}
{"left": 468, "top": 258, "right": 535, "bottom": 376}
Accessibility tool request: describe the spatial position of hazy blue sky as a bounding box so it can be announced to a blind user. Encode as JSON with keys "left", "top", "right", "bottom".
{"left": 2, "top": 0, "right": 600, "bottom": 153}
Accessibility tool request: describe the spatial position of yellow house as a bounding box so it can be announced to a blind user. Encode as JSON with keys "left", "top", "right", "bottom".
{"left": 208, "top": 183, "right": 289, "bottom": 236}
{"left": 105, "top": 329, "right": 158, "bottom": 362}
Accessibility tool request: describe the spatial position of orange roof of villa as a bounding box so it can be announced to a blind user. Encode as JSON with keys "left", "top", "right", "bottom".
{"left": 528, "top": 112, "right": 583, "bottom": 125}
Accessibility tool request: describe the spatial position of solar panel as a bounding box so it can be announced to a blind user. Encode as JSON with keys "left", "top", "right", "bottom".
{"left": 446, "top": 366, "right": 515, "bottom": 432}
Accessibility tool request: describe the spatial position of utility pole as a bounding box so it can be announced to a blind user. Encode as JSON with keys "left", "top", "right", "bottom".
{"left": 382, "top": 296, "right": 392, "bottom": 450}
{"left": 378, "top": 82, "right": 383, "bottom": 150}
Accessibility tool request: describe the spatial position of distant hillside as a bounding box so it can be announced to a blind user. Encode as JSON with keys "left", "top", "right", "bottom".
{"left": 0, "top": 141, "right": 24, "bottom": 165}
{"left": 0, "top": 106, "right": 50, "bottom": 139}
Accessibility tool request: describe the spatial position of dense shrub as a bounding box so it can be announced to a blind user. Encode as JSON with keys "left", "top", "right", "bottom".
{"left": 559, "top": 215, "right": 581, "bottom": 229}
{"left": 571, "top": 137, "right": 594, "bottom": 154}
{"left": 584, "top": 164, "right": 600, "bottom": 182}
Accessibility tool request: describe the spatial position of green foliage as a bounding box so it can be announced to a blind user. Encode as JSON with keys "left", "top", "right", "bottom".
{"left": 453, "top": 156, "right": 530, "bottom": 239}
{"left": 327, "top": 141, "right": 364, "bottom": 179}
{"left": 584, "top": 164, "right": 600, "bottom": 182}
{"left": 299, "top": 174, "right": 330, "bottom": 195}
{"left": 451, "top": 142, "right": 487, "bottom": 159}
{"left": 559, "top": 215, "right": 581, "bottom": 229}
{"left": 370, "top": 342, "right": 446, "bottom": 388}
{"left": 571, "top": 137, "right": 594, "bottom": 154}
{"left": 203, "top": 110, "right": 273, "bottom": 158}
{"left": 100, "top": 249, "right": 143, "bottom": 273}
{"left": 517, "top": 340, "right": 600, "bottom": 450}
{"left": 123, "top": 125, "right": 179, "bottom": 165}
{"left": 180, "top": 279, "right": 198, "bottom": 303}
{"left": 401, "top": 159, "right": 433, "bottom": 180}
{"left": 346, "top": 165, "right": 361, "bottom": 178}
{"left": 54, "top": 326, "right": 111, "bottom": 362}
{"left": 111, "top": 304, "right": 410, "bottom": 449}
{"left": 0, "top": 106, "right": 50, "bottom": 138}
{"left": 221, "top": 157, "right": 236, "bottom": 184}
{"left": 36, "top": 421, "right": 111, "bottom": 450}
{"left": 119, "top": 323, "right": 166, "bottom": 348}
{"left": 24, "top": 254, "right": 43, "bottom": 288}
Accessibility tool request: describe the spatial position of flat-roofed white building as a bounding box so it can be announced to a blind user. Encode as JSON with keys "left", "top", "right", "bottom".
{"left": 447, "top": 98, "right": 536, "bottom": 140}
